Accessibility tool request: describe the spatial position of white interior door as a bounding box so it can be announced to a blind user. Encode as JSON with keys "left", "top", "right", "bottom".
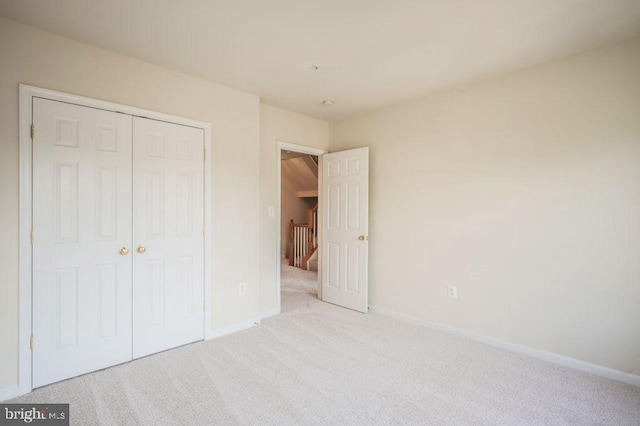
{"left": 132, "top": 117, "right": 205, "bottom": 358}
{"left": 32, "top": 98, "right": 133, "bottom": 387}
{"left": 321, "top": 147, "right": 369, "bottom": 313}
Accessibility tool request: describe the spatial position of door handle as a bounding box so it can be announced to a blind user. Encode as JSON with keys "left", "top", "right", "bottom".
{"left": 137, "top": 245, "right": 146, "bottom": 254}
{"left": 358, "top": 235, "right": 368, "bottom": 241}
{"left": 118, "top": 247, "right": 129, "bottom": 256}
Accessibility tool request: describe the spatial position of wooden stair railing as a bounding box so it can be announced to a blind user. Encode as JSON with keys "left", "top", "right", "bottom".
{"left": 300, "top": 204, "right": 318, "bottom": 270}
{"left": 288, "top": 204, "right": 318, "bottom": 269}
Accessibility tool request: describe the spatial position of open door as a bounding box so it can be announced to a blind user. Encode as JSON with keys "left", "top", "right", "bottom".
{"left": 321, "top": 147, "right": 369, "bottom": 313}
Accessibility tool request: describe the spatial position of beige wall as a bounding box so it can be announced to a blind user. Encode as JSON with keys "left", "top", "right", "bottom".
{"left": 280, "top": 163, "right": 313, "bottom": 258}
{"left": 330, "top": 37, "right": 640, "bottom": 374}
{"left": 259, "top": 104, "right": 329, "bottom": 314}
{"left": 0, "top": 18, "right": 261, "bottom": 389}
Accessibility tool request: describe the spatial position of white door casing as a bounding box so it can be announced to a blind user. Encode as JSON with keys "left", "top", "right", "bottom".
{"left": 132, "top": 117, "right": 205, "bottom": 358}
{"left": 321, "top": 147, "right": 369, "bottom": 313}
{"left": 32, "top": 98, "right": 133, "bottom": 387}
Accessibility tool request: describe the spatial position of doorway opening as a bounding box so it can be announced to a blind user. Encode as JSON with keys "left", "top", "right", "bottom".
{"left": 276, "top": 141, "right": 326, "bottom": 313}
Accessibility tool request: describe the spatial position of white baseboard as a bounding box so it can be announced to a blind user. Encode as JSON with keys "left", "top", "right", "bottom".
{"left": 368, "top": 305, "right": 640, "bottom": 388}
{"left": 258, "top": 308, "right": 280, "bottom": 320}
{"left": 206, "top": 318, "right": 261, "bottom": 340}
{"left": 0, "top": 385, "right": 20, "bottom": 402}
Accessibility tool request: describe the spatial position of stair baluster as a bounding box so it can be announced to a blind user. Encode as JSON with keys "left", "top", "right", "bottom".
{"left": 288, "top": 204, "right": 319, "bottom": 270}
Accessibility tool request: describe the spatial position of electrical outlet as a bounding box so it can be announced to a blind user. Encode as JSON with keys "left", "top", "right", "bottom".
{"left": 238, "top": 282, "right": 247, "bottom": 296}
{"left": 447, "top": 285, "right": 458, "bottom": 299}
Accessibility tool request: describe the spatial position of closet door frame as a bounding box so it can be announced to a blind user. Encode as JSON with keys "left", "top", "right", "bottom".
{"left": 18, "top": 84, "right": 213, "bottom": 396}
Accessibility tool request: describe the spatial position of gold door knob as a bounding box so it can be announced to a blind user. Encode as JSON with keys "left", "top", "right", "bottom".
{"left": 358, "top": 235, "right": 366, "bottom": 241}
{"left": 137, "top": 245, "right": 146, "bottom": 254}
{"left": 118, "top": 247, "right": 129, "bottom": 256}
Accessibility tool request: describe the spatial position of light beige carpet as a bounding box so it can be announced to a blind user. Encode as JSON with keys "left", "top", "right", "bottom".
{"left": 10, "top": 262, "right": 640, "bottom": 425}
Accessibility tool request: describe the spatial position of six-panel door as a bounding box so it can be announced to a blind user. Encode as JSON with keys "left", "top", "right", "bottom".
{"left": 321, "top": 147, "right": 369, "bottom": 313}
{"left": 32, "top": 98, "right": 134, "bottom": 387}
{"left": 132, "top": 117, "right": 205, "bottom": 359}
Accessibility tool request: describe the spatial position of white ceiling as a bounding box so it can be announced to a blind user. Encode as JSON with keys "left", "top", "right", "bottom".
{"left": 1, "top": 0, "right": 639, "bottom": 122}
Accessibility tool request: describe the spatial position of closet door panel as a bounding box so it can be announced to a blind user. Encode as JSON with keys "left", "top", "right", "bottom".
{"left": 32, "top": 98, "right": 133, "bottom": 388}
{"left": 132, "top": 117, "right": 205, "bottom": 358}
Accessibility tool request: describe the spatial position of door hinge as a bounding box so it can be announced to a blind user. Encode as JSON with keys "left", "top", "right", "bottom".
{"left": 30, "top": 124, "right": 34, "bottom": 140}
{"left": 30, "top": 335, "right": 34, "bottom": 350}
{"left": 203, "top": 225, "right": 206, "bottom": 236}
{"left": 30, "top": 230, "right": 34, "bottom": 245}
{"left": 203, "top": 149, "right": 206, "bottom": 161}
{"left": 203, "top": 300, "right": 206, "bottom": 312}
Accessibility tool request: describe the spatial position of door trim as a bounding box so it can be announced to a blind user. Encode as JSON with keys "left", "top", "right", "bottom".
{"left": 276, "top": 141, "right": 327, "bottom": 313}
{"left": 18, "top": 84, "right": 213, "bottom": 395}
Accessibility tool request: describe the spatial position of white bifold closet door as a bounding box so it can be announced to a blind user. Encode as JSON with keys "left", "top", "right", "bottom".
{"left": 32, "top": 98, "right": 134, "bottom": 388}
{"left": 32, "top": 99, "right": 205, "bottom": 388}
{"left": 132, "top": 117, "right": 205, "bottom": 359}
